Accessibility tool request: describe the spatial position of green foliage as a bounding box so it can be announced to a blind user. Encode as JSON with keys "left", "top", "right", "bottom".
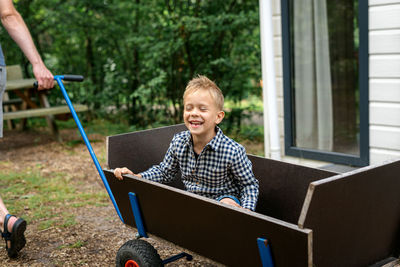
{"left": 1, "top": 0, "right": 261, "bottom": 130}
{"left": 221, "top": 123, "right": 264, "bottom": 143}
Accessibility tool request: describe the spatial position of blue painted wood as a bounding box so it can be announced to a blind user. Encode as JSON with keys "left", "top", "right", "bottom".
{"left": 257, "top": 238, "right": 274, "bottom": 267}
{"left": 128, "top": 192, "right": 148, "bottom": 238}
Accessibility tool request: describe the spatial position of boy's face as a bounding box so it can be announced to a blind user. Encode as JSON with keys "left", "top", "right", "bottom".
{"left": 183, "top": 89, "right": 224, "bottom": 140}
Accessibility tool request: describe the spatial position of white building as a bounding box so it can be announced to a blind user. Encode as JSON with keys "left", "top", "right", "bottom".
{"left": 262, "top": 0, "right": 400, "bottom": 168}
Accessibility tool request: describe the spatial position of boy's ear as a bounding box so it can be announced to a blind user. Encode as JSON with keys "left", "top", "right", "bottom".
{"left": 215, "top": 111, "right": 225, "bottom": 124}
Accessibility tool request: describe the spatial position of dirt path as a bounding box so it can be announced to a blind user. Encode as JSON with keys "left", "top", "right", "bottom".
{"left": 0, "top": 129, "right": 223, "bottom": 267}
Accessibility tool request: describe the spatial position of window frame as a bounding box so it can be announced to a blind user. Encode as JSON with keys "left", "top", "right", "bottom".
{"left": 281, "top": 0, "right": 369, "bottom": 166}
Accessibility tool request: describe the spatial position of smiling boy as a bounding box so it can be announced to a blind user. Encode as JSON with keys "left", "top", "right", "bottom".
{"left": 114, "top": 75, "right": 259, "bottom": 211}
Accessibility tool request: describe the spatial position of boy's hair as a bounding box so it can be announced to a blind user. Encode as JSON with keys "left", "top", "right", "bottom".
{"left": 183, "top": 75, "right": 224, "bottom": 110}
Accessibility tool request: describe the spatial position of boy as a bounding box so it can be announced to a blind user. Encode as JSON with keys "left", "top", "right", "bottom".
{"left": 114, "top": 75, "right": 259, "bottom": 211}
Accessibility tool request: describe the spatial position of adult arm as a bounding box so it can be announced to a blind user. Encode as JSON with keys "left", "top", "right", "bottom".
{"left": 0, "top": 0, "right": 53, "bottom": 89}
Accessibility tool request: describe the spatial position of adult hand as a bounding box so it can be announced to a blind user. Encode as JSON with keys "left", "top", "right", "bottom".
{"left": 32, "top": 63, "right": 53, "bottom": 90}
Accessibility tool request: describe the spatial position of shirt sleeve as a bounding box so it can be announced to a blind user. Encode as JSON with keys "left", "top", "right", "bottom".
{"left": 230, "top": 146, "right": 259, "bottom": 211}
{"left": 139, "top": 136, "right": 180, "bottom": 183}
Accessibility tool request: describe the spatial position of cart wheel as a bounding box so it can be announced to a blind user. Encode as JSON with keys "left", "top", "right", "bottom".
{"left": 116, "top": 239, "right": 163, "bottom": 267}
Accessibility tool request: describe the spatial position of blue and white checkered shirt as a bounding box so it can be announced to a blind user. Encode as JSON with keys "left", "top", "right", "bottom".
{"left": 140, "top": 127, "right": 259, "bottom": 210}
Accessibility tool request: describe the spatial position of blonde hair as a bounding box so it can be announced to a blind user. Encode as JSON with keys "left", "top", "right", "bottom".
{"left": 183, "top": 75, "right": 224, "bottom": 110}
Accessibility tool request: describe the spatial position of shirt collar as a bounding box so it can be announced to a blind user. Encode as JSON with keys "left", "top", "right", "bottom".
{"left": 185, "top": 126, "right": 223, "bottom": 151}
{"left": 207, "top": 126, "right": 223, "bottom": 151}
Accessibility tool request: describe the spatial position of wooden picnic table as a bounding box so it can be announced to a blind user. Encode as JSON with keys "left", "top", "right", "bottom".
{"left": 5, "top": 77, "right": 36, "bottom": 91}
{"left": 2, "top": 65, "right": 88, "bottom": 141}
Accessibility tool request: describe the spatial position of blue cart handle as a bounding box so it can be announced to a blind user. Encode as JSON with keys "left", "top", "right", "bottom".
{"left": 51, "top": 75, "right": 124, "bottom": 223}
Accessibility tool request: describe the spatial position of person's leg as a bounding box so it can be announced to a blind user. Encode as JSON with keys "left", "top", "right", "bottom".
{"left": 0, "top": 65, "right": 6, "bottom": 138}
{"left": 0, "top": 195, "right": 26, "bottom": 258}
{"left": 0, "top": 68, "right": 26, "bottom": 258}
{"left": 0, "top": 195, "right": 18, "bottom": 231}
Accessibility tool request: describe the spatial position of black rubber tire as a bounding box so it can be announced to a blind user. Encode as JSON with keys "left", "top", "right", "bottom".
{"left": 115, "top": 239, "right": 163, "bottom": 267}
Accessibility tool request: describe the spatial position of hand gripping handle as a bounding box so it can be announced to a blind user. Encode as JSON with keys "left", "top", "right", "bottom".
{"left": 33, "top": 74, "right": 84, "bottom": 88}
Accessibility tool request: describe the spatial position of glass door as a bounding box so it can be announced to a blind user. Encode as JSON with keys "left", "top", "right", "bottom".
{"left": 281, "top": 0, "right": 369, "bottom": 166}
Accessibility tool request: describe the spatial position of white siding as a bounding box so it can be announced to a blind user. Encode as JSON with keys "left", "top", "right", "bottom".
{"left": 370, "top": 0, "right": 400, "bottom": 5}
{"left": 274, "top": 58, "right": 282, "bottom": 77}
{"left": 369, "top": 1, "right": 400, "bottom": 164}
{"left": 272, "top": 0, "right": 281, "bottom": 15}
{"left": 370, "top": 103, "right": 400, "bottom": 126}
{"left": 276, "top": 77, "right": 283, "bottom": 98}
{"left": 370, "top": 55, "right": 400, "bottom": 78}
{"left": 370, "top": 125, "right": 400, "bottom": 150}
{"left": 370, "top": 148, "right": 400, "bottom": 163}
{"left": 370, "top": 79, "right": 400, "bottom": 102}
{"left": 370, "top": 30, "right": 400, "bottom": 54}
{"left": 369, "top": 5, "right": 400, "bottom": 30}
{"left": 274, "top": 37, "right": 282, "bottom": 56}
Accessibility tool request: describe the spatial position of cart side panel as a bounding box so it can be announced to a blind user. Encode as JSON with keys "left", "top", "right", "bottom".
{"left": 103, "top": 170, "right": 312, "bottom": 267}
{"left": 107, "top": 124, "right": 187, "bottom": 189}
{"left": 249, "top": 155, "right": 335, "bottom": 224}
{"left": 301, "top": 159, "right": 400, "bottom": 267}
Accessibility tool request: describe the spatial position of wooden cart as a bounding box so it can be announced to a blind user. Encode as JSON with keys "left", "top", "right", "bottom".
{"left": 103, "top": 124, "right": 400, "bottom": 267}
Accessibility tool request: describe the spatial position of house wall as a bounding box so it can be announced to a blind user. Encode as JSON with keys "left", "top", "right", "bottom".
{"left": 369, "top": 0, "right": 400, "bottom": 164}
{"left": 269, "top": 0, "right": 400, "bottom": 167}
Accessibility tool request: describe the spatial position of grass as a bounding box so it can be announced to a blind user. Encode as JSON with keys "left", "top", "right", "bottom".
{"left": 0, "top": 163, "right": 108, "bottom": 230}
{"left": 58, "top": 240, "right": 87, "bottom": 250}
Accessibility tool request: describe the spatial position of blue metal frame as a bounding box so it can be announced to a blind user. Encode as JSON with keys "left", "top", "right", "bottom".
{"left": 257, "top": 238, "right": 274, "bottom": 267}
{"left": 128, "top": 192, "right": 193, "bottom": 264}
{"left": 162, "top": 252, "right": 193, "bottom": 265}
{"left": 54, "top": 75, "right": 124, "bottom": 223}
{"left": 128, "top": 192, "right": 148, "bottom": 238}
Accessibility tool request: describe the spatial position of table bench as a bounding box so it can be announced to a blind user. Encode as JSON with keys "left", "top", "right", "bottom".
{"left": 2, "top": 65, "right": 88, "bottom": 141}
{"left": 3, "top": 105, "right": 88, "bottom": 120}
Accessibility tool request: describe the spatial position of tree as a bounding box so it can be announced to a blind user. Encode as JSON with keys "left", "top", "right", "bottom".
{"left": 1, "top": 0, "right": 261, "bottom": 128}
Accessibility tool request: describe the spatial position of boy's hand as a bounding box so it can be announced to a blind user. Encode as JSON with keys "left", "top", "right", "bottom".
{"left": 113, "top": 167, "right": 142, "bottom": 180}
{"left": 219, "top": 197, "right": 242, "bottom": 208}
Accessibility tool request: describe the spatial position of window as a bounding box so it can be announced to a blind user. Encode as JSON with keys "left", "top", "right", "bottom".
{"left": 281, "top": 0, "right": 369, "bottom": 166}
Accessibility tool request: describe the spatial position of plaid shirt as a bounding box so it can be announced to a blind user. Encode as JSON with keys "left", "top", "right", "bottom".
{"left": 140, "top": 127, "right": 259, "bottom": 210}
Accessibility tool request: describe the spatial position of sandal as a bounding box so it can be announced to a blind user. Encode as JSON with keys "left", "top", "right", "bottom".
{"left": 1, "top": 214, "right": 27, "bottom": 258}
